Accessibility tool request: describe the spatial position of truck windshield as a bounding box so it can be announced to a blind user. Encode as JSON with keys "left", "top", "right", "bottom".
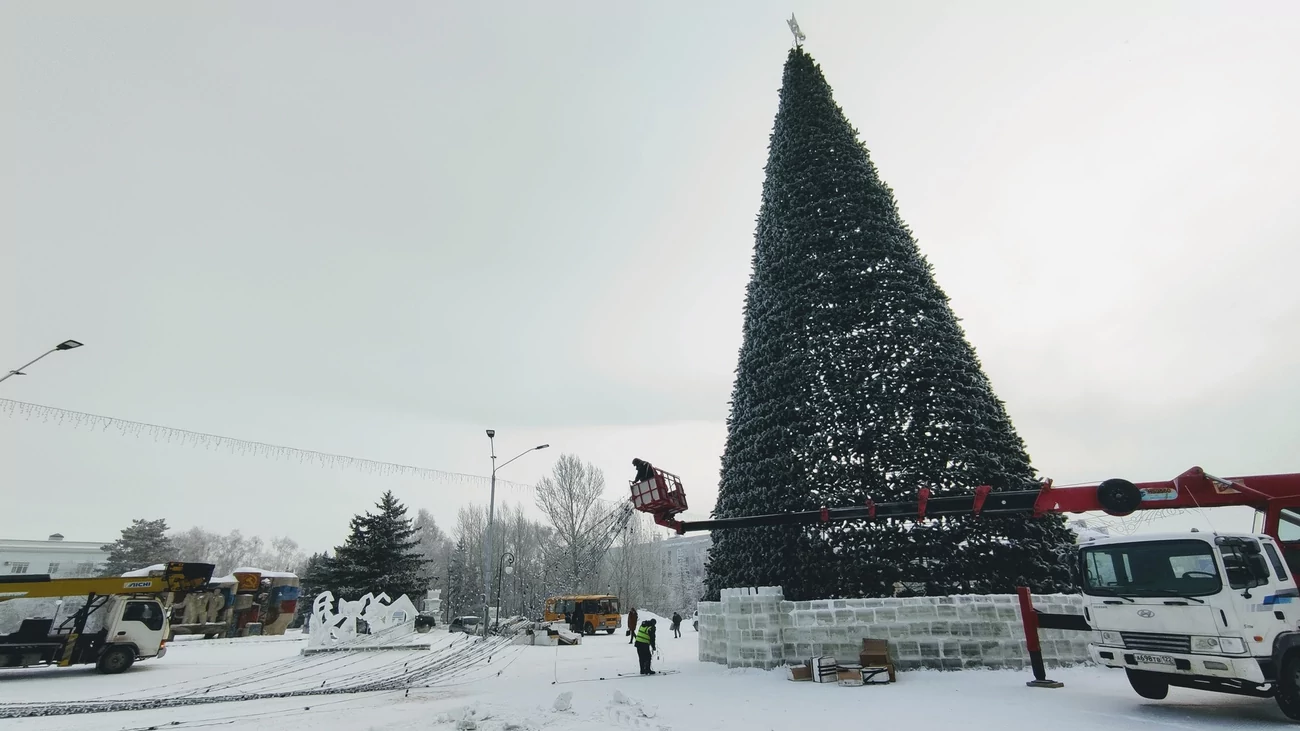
{"left": 1082, "top": 539, "right": 1222, "bottom": 598}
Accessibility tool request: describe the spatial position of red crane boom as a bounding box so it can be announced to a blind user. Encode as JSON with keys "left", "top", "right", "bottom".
{"left": 626, "top": 458, "right": 1300, "bottom": 567}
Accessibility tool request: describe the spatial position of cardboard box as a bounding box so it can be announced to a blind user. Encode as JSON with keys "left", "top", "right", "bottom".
{"left": 787, "top": 664, "right": 812, "bottom": 681}
{"left": 859, "top": 638, "right": 896, "bottom": 683}
{"left": 837, "top": 668, "right": 865, "bottom": 687}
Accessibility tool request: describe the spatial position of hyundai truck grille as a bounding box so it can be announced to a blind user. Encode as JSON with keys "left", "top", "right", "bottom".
{"left": 1120, "top": 631, "right": 1191, "bottom": 653}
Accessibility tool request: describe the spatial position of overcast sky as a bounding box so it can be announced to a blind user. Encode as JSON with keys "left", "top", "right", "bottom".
{"left": 3, "top": 0, "right": 1298, "bottom": 553}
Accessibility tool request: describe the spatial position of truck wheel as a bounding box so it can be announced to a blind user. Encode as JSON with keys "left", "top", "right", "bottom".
{"left": 96, "top": 646, "right": 135, "bottom": 675}
{"left": 606, "top": 628, "right": 615, "bottom": 634}
{"left": 1275, "top": 653, "right": 1300, "bottom": 720}
{"left": 1126, "top": 669, "right": 1169, "bottom": 700}
{"left": 584, "top": 623, "right": 594, "bottom": 635}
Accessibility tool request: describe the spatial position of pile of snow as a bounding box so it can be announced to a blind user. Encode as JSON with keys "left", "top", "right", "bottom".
{"left": 609, "top": 689, "right": 658, "bottom": 720}
{"left": 435, "top": 704, "right": 494, "bottom": 730}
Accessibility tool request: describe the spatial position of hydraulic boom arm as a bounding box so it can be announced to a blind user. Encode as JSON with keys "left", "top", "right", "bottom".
{"left": 0, "top": 562, "right": 215, "bottom": 602}
{"left": 626, "top": 458, "right": 1300, "bottom": 536}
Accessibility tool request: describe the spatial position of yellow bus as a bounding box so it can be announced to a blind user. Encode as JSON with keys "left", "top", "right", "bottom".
{"left": 543, "top": 595, "right": 621, "bottom": 635}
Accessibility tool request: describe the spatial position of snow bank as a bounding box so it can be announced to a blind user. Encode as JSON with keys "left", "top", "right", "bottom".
{"left": 7, "top": 619, "right": 1292, "bottom": 729}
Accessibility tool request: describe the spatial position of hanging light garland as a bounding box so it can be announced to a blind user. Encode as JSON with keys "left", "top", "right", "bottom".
{"left": 0, "top": 398, "right": 535, "bottom": 491}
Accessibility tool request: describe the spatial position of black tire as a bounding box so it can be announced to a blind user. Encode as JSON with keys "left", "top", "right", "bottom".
{"left": 606, "top": 628, "right": 615, "bottom": 634}
{"left": 96, "top": 646, "right": 135, "bottom": 675}
{"left": 1275, "top": 652, "right": 1300, "bottom": 720}
{"left": 1126, "top": 669, "right": 1169, "bottom": 700}
{"left": 584, "top": 623, "right": 594, "bottom": 635}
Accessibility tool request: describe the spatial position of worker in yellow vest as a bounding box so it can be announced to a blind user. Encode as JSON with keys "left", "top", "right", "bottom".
{"left": 634, "top": 618, "right": 657, "bottom": 675}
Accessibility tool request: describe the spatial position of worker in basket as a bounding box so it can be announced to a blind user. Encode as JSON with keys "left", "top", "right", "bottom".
{"left": 634, "top": 618, "right": 658, "bottom": 675}
{"left": 633, "top": 458, "right": 655, "bottom": 482}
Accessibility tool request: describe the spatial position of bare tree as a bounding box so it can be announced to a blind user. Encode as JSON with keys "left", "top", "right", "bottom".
{"left": 535, "top": 454, "right": 623, "bottom": 593}
{"left": 169, "top": 527, "right": 305, "bottom": 576}
{"left": 496, "top": 503, "right": 552, "bottom": 618}
{"left": 449, "top": 505, "right": 488, "bottom": 619}
{"left": 413, "top": 509, "right": 453, "bottom": 608}
{"left": 602, "top": 514, "right": 663, "bottom": 613}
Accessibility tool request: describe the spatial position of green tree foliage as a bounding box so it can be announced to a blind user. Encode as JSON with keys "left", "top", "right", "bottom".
{"left": 328, "top": 491, "right": 429, "bottom": 600}
{"left": 101, "top": 518, "right": 176, "bottom": 576}
{"left": 293, "top": 551, "right": 335, "bottom": 627}
{"left": 705, "top": 48, "right": 1077, "bottom": 601}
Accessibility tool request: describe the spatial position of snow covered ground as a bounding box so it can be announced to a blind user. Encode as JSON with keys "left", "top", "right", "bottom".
{"left": 0, "top": 613, "right": 1293, "bottom": 730}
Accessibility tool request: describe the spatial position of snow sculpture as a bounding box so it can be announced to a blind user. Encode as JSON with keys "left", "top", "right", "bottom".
{"left": 306, "top": 590, "right": 421, "bottom": 651}
{"left": 207, "top": 592, "right": 225, "bottom": 623}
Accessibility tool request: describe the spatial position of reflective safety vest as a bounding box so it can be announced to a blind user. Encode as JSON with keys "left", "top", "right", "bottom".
{"left": 634, "top": 624, "right": 652, "bottom": 644}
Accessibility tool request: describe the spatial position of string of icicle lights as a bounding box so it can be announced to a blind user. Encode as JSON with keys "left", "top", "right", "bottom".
{"left": 0, "top": 398, "right": 536, "bottom": 491}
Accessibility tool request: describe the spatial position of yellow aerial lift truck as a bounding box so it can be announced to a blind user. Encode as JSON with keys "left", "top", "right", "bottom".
{"left": 0, "top": 562, "right": 214, "bottom": 673}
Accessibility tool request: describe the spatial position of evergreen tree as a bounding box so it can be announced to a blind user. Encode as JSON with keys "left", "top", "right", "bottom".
{"left": 293, "top": 551, "right": 335, "bottom": 627}
{"left": 329, "top": 491, "right": 429, "bottom": 600}
{"left": 704, "top": 47, "right": 1077, "bottom": 601}
{"left": 101, "top": 518, "right": 176, "bottom": 576}
{"left": 446, "top": 537, "right": 469, "bottom": 621}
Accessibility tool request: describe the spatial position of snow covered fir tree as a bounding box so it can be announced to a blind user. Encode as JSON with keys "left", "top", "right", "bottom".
{"left": 704, "top": 47, "right": 1077, "bottom": 601}
{"left": 324, "top": 491, "right": 429, "bottom": 601}
{"left": 100, "top": 518, "right": 176, "bottom": 576}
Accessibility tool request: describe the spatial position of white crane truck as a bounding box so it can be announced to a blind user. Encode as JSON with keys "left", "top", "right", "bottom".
{"left": 0, "top": 562, "right": 214, "bottom": 673}
{"left": 1080, "top": 531, "right": 1300, "bottom": 717}
{"left": 628, "top": 459, "right": 1300, "bottom": 719}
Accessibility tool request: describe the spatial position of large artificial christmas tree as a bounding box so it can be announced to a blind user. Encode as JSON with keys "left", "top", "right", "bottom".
{"left": 328, "top": 491, "right": 429, "bottom": 601}
{"left": 705, "top": 47, "right": 1077, "bottom": 601}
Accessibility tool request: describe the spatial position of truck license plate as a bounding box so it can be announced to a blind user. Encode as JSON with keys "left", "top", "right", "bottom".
{"left": 1134, "top": 653, "right": 1175, "bottom": 666}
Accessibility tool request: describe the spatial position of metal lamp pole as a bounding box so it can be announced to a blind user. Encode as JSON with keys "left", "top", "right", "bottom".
{"left": 0, "top": 340, "right": 84, "bottom": 385}
{"left": 481, "top": 432, "right": 548, "bottom": 636}
{"left": 494, "top": 551, "right": 515, "bottom": 630}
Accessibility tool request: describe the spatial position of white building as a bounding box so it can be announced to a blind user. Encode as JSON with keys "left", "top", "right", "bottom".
{"left": 0, "top": 534, "right": 109, "bottom": 578}
{"left": 654, "top": 533, "right": 711, "bottom": 613}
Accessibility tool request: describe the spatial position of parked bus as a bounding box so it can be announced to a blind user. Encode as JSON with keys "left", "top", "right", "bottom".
{"left": 543, "top": 595, "right": 621, "bottom": 635}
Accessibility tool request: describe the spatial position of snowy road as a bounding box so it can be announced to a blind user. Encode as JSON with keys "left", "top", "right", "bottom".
{"left": 0, "top": 621, "right": 1293, "bottom": 730}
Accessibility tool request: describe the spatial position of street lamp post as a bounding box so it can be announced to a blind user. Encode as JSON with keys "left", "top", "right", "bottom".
{"left": 494, "top": 551, "right": 515, "bottom": 630}
{"left": 481, "top": 431, "right": 548, "bottom": 636}
{"left": 0, "top": 340, "right": 84, "bottom": 385}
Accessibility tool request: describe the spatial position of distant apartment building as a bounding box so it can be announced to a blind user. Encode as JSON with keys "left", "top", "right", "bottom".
{"left": 655, "top": 533, "right": 711, "bottom": 583}
{"left": 0, "top": 534, "right": 109, "bottom": 578}
{"left": 654, "top": 532, "right": 711, "bottom": 612}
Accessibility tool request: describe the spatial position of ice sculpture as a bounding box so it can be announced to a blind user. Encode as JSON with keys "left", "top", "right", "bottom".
{"left": 306, "top": 590, "right": 421, "bottom": 651}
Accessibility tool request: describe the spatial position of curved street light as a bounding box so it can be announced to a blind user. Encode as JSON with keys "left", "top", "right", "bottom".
{"left": 494, "top": 551, "right": 515, "bottom": 630}
{"left": 481, "top": 432, "right": 548, "bottom": 635}
{"left": 0, "top": 340, "right": 84, "bottom": 385}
